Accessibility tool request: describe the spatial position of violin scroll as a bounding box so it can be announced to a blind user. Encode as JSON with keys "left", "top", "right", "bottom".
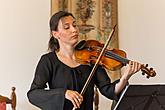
{"left": 141, "top": 64, "right": 156, "bottom": 78}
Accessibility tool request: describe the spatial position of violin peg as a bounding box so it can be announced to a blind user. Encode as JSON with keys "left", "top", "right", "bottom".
{"left": 140, "top": 63, "right": 156, "bottom": 78}
{"left": 146, "top": 76, "right": 150, "bottom": 78}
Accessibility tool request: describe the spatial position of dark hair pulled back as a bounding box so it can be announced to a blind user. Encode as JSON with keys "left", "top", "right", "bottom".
{"left": 48, "top": 11, "right": 75, "bottom": 52}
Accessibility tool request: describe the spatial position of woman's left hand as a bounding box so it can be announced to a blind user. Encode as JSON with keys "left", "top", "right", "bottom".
{"left": 123, "top": 61, "right": 141, "bottom": 80}
{"left": 115, "top": 61, "right": 141, "bottom": 95}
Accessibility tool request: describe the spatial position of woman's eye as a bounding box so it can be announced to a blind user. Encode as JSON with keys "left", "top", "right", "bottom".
{"left": 63, "top": 23, "right": 77, "bottom": 30}
{"left": 64, "top": 26, "right": 69, "bottom": 29}
{"left": 73, "top": 24, "right": 77, "bottom": 27}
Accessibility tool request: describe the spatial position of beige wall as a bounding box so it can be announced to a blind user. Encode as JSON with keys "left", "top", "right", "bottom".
{"left": 0, "top": 0, "right": 50, "bottom": 110}
{"left": 99, "top": 0, "right": 165, "bottom": 110}
{"left": 0, "top": 0, "right": 165, "bottom": 110}
{"left": 118, "top": 0, "right": 165, "bottom": 84}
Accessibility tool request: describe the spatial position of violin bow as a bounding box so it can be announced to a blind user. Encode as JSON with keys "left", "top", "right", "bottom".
{"left": 80, "top": 24, "right": 117, "bottom": 95}
{"left": 72, "top": 25, "right": 116, "bottom": 110}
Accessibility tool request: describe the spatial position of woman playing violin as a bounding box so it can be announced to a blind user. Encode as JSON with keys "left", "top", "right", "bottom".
{"left": 27, "top": 11, "right": 141, "bottom": 110}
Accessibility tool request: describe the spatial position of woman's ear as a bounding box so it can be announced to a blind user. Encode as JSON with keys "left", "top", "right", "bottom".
{"left": 52, "top": 31, "right": 60, "bottom": 39}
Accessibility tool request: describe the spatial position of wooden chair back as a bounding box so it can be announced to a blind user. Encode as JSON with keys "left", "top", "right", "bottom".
{"left": 0, "top": 87, "right": 16, "bottom": 110}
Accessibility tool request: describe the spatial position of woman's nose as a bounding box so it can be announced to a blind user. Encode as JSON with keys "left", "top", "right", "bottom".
{"left": 71, "top": 26, "right": 78, "bottom": 32}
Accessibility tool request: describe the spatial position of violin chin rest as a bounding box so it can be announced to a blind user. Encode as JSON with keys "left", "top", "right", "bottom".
{"left": 75, "top": 40, "right": 86, "bottom": 50}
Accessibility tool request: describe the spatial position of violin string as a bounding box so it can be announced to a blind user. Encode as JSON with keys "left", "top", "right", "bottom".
{"left": 95, "top": 46, "right": 129, "bottom": 64}
{"left": 105, "top": 50, "right": 129, "bottom": 64}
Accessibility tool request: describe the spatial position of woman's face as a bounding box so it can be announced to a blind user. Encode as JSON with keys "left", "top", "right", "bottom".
{"left": 53, "top": 15, "right": 79, "bottom": 47}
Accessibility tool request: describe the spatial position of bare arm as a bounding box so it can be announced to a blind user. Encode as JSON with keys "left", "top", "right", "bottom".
{"left": 115, "top": 61, "right": 141, "bottom": 95}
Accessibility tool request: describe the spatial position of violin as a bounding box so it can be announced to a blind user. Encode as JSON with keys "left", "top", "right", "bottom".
{"left": 72, "top": 25, "right": 156, "bottom": 110}
{"left": 75, "top": 40, "right": 156, "bottom": 78}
